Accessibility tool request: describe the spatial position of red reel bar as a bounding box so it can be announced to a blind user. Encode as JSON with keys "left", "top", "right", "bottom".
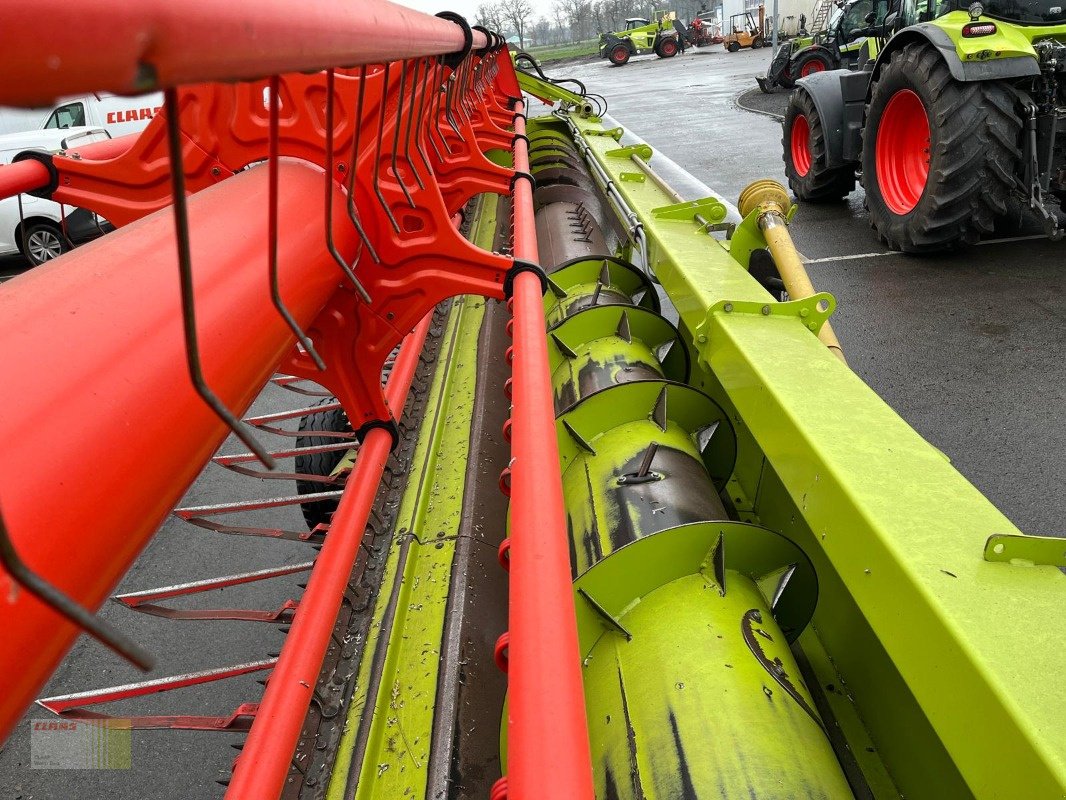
{"left": 0, "top": 162, "right": 357, "bottom": 740}
{"left": 1, "top": 0, "right": 489, "bottom": 107}
{"left": 505, "top": 101, "right": 596, "bottom": 800}
{"left": 0, "top": 159, "right": 50, "bottom": 198}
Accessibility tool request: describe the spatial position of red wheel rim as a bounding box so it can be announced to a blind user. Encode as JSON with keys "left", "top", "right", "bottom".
{"left": 663, "top": 40, "right": 677, "bottom": 55}
{"left": 875, "top": 89, "right": 930, "bottom": 215}
{"left": 612, "top": 45, "right": 627, "bottom": 63}
{"left": 800, "top": 59, "right": 825, "bottom": 76}
{"left": 791, "top": 113, "right": 812, "bottom": 178}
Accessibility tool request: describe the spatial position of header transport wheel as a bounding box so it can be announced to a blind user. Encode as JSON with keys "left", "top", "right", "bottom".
{"left": 782, "top": 89, "right": 855, "bottom": 201}
{"left": 862, "top": 41, "right": 1021, "bottom": 253}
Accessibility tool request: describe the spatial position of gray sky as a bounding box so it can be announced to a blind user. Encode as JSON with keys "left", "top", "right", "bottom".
{"left": 392, "top": 0, "right": 484, "bottom": 22}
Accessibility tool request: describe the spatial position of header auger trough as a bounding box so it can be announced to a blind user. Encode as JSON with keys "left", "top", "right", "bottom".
{"left": 1, "top": 2, "right": 1064, "bottom": 799}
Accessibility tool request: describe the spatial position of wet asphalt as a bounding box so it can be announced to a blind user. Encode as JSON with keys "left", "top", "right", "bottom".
{"left": 1, "top": 45, "right": 1063, "bottom": 800}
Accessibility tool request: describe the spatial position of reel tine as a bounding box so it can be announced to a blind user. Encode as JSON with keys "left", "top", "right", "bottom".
{"left": 0, "top": 502, "right": 154, "bottom": 670}
{"left": 345, "top": 65, "right": 381, "bottom": 265}
{"left": 267, "top": 76, "right": 326, "bottom": 372}
{"left": 372, "top": 62, "right": 401, "bottom": 233}
{"left": 403, "top": 58, "right": 426, "bottom": 190}
{"left": 163, "top": 88, "right": 277, "bottom": 470}
{"left": 417, "top": 58, "right": 443, "bottom": 168}
{"left": 323, "top": 69, "right": 372, "bottom": 304}
{"left": 444, "top": 66, "right": 465, "bottom": 143}
{"left": 430, "top": 59, "right": 452, "bottom": 158}
{"left": 390, "top": 59, "right": 416, "bottom": 209}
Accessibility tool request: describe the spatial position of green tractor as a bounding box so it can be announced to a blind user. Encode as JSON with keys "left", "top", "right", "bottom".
{"left": 599, "top": 11, "right": 686, "bottom": 65}
{"left": 782, "top": 0, "right": 1066, "bottom": 251}
{"left": 757, "top": 0, "right": 882, "bottom": 90}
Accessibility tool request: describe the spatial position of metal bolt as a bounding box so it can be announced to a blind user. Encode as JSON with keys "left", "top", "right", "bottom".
{"left": 723, "top": 303, "right": 734, "bottom": 313}
{"left": 761, "top": 305, "right": 771, "bottom": 315}
{"left": 697, "top": 334, "right": 708, "bottom": 343}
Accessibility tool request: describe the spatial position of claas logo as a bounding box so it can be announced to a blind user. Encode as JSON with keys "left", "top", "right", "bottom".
{"left": 106, "top": 106, "right": 162, "bottom": 124}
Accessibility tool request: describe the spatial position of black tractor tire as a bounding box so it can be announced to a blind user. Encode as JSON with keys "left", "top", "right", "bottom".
{"left": 782, "top": 89, "right": 856, "bottom": 202}
{"left": 295, "top": 398, "right": 354, "bottom": 530}
{"left": 792, "top": 49, "right": 833, "bottom": 78}
{"left": 609, "top": 43, "right": 631, "bottom": 66}
{"left": 861, "top": 41, "right": 1021, "bottom": 253}
{"left": 750, "top": 37, "right": 763, "bottom": 48}
{"left": 727, "top": 41, "right": 741, "bottom": 52}
{"left": 656, "top": 37, "right": 680, "bottom": 58}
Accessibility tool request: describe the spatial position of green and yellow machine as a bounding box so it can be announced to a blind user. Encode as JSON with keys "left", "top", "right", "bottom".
{"left": 599, "top": 11, "right": 686, "bottom": 65}
{"left": 784, "top": 0, "right": 1066, "bottom": 250}
{"left": 758, "top": 0, "right": 880, "bottom": 90}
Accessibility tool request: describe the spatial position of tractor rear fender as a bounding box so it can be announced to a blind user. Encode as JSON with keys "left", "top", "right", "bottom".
{"left": 794, "top": 68, "right": 871, "bottom": 167}
{"left": 871, "top": 25, "right": 1040, "bottom": 83}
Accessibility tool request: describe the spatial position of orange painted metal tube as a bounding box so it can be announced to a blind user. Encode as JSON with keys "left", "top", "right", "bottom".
{"left": 0, "top": 161, "right": 356, "bottom": 740}
{"left": 2, "top": 0, "right": 488, "bottom": 107}
{"left": 0, "top": 159, "right": 50, "bottom": 199}
{"left": 506, "top": 100, "right": 595, "bottom": 800}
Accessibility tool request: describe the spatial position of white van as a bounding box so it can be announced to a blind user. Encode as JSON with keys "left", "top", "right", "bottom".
{"left": 0, "top": 92, "right": 161, "bottom": 265}
{"left": 39, "top": 92, "right": 164, "bottom": 139}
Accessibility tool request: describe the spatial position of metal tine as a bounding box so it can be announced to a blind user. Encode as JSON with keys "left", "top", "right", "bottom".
{"left": 458, "top": 55, "right": 477, "bottom": 122}
{"left": 402, "top": 57, "right": 426, "bottom": 191}
{"left": 443, "top": 63, "right": 465, "bottom": 143}
{"left": 0, "top": 502, "right": 154, "bottom": 670}
{"left": 250, "top": 423, "right": 355, "bottom": 440}
{"left": 163, "top": 88, "right": 277, "bottom": 470}
{"left": 267, "top": 76, "right": 327, "bottom": 372}
{"left": 36, "top": 659, "right": 276, "bottom": 730}
{"left": 323, "top": 69, "right": 373, "bottom": 304}
{"left": 372, "top": 62, "right": 402, "bottom": 233}
{"left": 174, "top": 516, "right": 329, "bottom": 544}
{"left": 344, "top": 65, "right": 381, "bottom": 264}
{"left": 214, "top": 441, "right": 354, "bottom": 465}
{"left": 213, "top": 441, "right": 355, "bottom": 482}
{"left": 114, "top": 563, "right": 313, "bottom": 607}
{"left": 112, "top": 562, "right": 312, "bottom": 622}
{"left": 430, "top": 59, "right": 453, "bottom": 157}
{"left": 416, "top": 58, "right": 444, "bottom": 168}
{"left": 16, "top": 194, "right": 28, "bottom": 260}
{"left": 174, "top": 490, "right": 344, "bottom": 518}
{"left": 218, "top": 464, "right": 348, "bottom": 483}
{"left": 270, "top": 375, "right": 333, "bottom": 397}
{"left": 244, "top": 401, "right": 342, "bottom": 424}
{"left": 390, "top": 60, "right": 416, "bottom": 209}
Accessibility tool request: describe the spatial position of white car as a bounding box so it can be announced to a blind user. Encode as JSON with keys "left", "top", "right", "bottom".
{"left": 0, "top": 128, "right": 113, "bottom": 264}
{"left": 0, "top": 92, "right": 162, "bottom": 265}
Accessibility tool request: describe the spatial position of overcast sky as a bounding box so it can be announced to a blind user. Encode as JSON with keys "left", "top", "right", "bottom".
{"left": 393, "top": 0, "right": 484, "bottom": 22}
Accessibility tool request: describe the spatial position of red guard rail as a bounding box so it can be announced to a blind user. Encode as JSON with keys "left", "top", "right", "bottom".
{"left": 3, "top": 0, "right": 488, "bottom": 106}
{"left": 503, "top": 102, "right": 596, "bottom": 800}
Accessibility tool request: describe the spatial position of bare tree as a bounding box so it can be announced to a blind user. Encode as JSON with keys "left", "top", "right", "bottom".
{"left": 475, "top": 1, "right": 508, "bottom": 36}
{"left": 500, "top": 0, "right": 535, "bottom": 48}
